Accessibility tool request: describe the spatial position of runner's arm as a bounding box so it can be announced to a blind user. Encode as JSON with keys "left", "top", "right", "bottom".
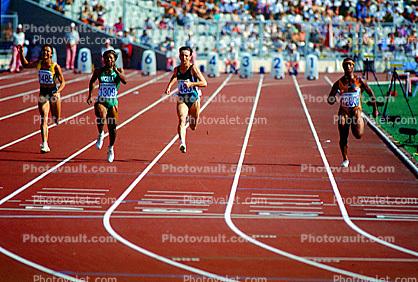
{"left": 187, "top": 64, "right": 207, "bottom": 88}
{"left": 87, "top": 69, "right": 100, "bottom": 104}
{"left": 114, "top": 66, "right": 127, "bottom": 84}
{"left": 55, "top": 64, "right": 66, "bottom": 94}
{"left": 17, "top": 45, "right": 37, "bottom": 68}
{"left": 164, "top": 68, "right": 178, "bottom": 95}
{"left": 327, "top": 82, "right": 339, "bottom": 105}
{"left": 360, "top": 78, "right": 379, "bottom": 117}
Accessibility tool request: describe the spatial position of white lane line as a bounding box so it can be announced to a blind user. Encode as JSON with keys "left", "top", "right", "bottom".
{"left": 0, "top": 77, "right": 174, "bottom": 281}
{"left": 0, "top": 71, "right": 139, "bottom": 121}
{"left": 25, "top": 205, "right": 84, "bottom": 211}
{"left": 143, "top": 194, "right": 212, "bottom": 198}
{"left": 141, "top": 208, "right": 206, "bottom": 214}
{"left": 139, "top": 198, "right": 207, "bottom": 202}
{"left": 351, "top": 204, "right": 418, "bottom": 208}
{"left": 30, "top": 195, "right": 101, "bottom": 200}
{"left": 252, "top": 193, "right": 320, "bottom": 198}
{"left": 137, "top": 202, "right": 210, "bottom": 207}
{"left": 305, "top": 257, "right": 418, "bottom": 263}
{"left": 257, "top": 202, "right": 322, "bottom": 206}
{"left": 0, "top": 74, "right": 89, "bottom": 102}
{"left": 0, "top": 77, "right": 38, "bottom": 89}
{"left": 224, "top": 75, "right": 381, "bottom": 281}
{"left": 324, "top": 76, "right": 418, "bottom": 177}
{"left": 148, "top": 190, "right": 214, "bottom": 195}
{"left": 369, "top": 214, "right": 418, "bottom": 219}
{"left": 23, "top": 201, "right": 102, "bottom": 208}
{"left": 250, "top": 206, "right": 323, "bottom": 210}
{"left": 103, "top": 75, "right": 237, "bottom": 282}
{"left": 0, "top": 247, "right": 82, "bottom": 282}
{"left": 4, "top": 213, "right": 418, "bottom": 222}
{"left": 0, "top": 70, "right": 36, "bottom": 80}
{"left": 0, "top": 72, "right": 168, "bottom": 151}
{"left": 307, "top": 76, "right": 418, "bottom": 256}
{"left": 42, "top": 188, "right": 110, "bottom": 192}
{"left": 250, "top": 197, "right": 321, "bottom": 201}
{"left": 364, "top": 208, "right": 418, "bottom": 212}
{"left": 36, "top": 192, "right": 106, "bottom": 196}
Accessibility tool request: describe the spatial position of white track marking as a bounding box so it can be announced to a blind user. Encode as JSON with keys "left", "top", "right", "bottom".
{"left": 42, "top": 188, "right": 109, "bottom": 192}
{"left": 0, "top": 78, "right": 37, "bottom": 89}
{"left": 103, "top": 75, "right": 237, "bottom": 282}
{"left": 0, "top": 73, "right": 168, "bottom": 151}
{"left": 364, "top": 208, "right": 418, "bottom": 212}
{"left": 0, "top": 247, "right": 82, "bottom": 281}
{"left": 0, "top": 71, "right": 139, "bottom": 121}
{"left": 224, "top": 75, "right": 382, "bottom": 281}
{"left": 36, "top": 192, "right": 105, "bottom": 196}
{"left": 143, "top": 194, "right": 211, "bottom": 198}
{"left": 148, "top": 190, "right": 214, "bottom": 195}
{"left": 250, "top": 206, "right": 323, "bottom": 210}
{"left": 251, "top": 193, "right": 319, "bottom": 197}
{"left": 0, "top": 75, "right": 89, "bottom": 102}
{"left": 305, "top": 256, "right": 418, "bottom": 263}
{"left": 295, "top": 76, "right": 418, "bottom": 256}
{"left": 324, "top": 76, "right": 418, "bottom": 177}
{"left": 0, "top": 70, "right": 36, "bottom": 80}
{"left": 3, "top": 213, "right": 418, "bottom": 222}
{"left": 0, "top": 76, "right": 175, "bottom": 280}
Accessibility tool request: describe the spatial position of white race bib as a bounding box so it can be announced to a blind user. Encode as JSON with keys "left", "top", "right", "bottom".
{"left": 340, "top": 90, "right": 360, "bottom": 108}
{"left": 178, "top": 80, "right": 193, "bottom": 95}
{"left": 38, "top": 70, "right": 54, "bottom": 85}
{"left": 98, "top": 83, "right": 117, "bottom": 98}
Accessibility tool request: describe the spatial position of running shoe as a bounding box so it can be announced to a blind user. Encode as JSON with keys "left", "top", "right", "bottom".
{"left": 107, "top": 146, "right": 114, "bottom": 163}
{"left": 96, "top": 132, "right": 104, "bottom": 150}
{"left": 40, "top": 142, "right": 50, "bottom": 153}
{"left": 179, "top": 142, "right": 187, "bottom": 153}
{"left": 341, "top": 160, "right": 350, "bottom": 168}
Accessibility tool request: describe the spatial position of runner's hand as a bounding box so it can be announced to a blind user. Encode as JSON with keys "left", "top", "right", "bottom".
{"left": 327, "top": 96, "right": 336, "bottom": 105}
{"left": 87, "top": 95, "right": 92, "bottom": 105}
{"left": 184, "top": 80, "right": 193, "bottom": 88}
{"left": 17, "top": 45, "right": 23, "bottom": 54}
{"left": 372, "top": 108, "right": 379, "bottom": 118}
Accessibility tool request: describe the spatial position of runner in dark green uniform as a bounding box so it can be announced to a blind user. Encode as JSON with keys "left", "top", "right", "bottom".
{"left": 164, "top": 46, "right": 207, "bottom": 153}
{"left": 87, "top": 50, "right": 127, "bottom": 162}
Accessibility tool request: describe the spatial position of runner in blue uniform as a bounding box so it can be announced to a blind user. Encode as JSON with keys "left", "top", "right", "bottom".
{"left": 164, "top": 46, "right": 207, "bottom": 153}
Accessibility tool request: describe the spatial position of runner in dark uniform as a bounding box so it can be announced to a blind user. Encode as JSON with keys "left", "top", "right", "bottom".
{"left": 164, "top": 46, "right": 207, "bottom": 153}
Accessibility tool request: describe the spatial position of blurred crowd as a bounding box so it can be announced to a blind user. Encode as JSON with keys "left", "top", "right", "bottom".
{"left": 159, "top": 0, "right": 417, "bottom": 24}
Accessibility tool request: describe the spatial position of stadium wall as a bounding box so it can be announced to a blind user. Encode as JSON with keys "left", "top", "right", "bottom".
{"left": 9, "top": 0, "right": 167, "bottom": 70}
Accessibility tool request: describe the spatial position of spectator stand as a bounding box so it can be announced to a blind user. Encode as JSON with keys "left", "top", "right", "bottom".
{"left": 0, "top": 13, "right": 18, "bottom": 71}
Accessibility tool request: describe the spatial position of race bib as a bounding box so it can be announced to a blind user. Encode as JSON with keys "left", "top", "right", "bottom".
{"left": 178, "top": 80, "right": 193, "bottom": 95}
{"left": 340, "top": 90, "right": 360, "bottom": 108}
{"left": 38, "top": 70, "right": 54, "bottom": 85}
{"left": 98, "top": 83, "right": 117, "bottom": 98}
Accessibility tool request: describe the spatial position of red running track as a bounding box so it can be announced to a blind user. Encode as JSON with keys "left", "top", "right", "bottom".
{"left": 0, "top": 71, "right": 417, "bottom": 282}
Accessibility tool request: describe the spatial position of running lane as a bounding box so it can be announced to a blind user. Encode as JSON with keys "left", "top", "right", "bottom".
{"left": 0, "top": 75, "right": 227, "bottom": 281}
